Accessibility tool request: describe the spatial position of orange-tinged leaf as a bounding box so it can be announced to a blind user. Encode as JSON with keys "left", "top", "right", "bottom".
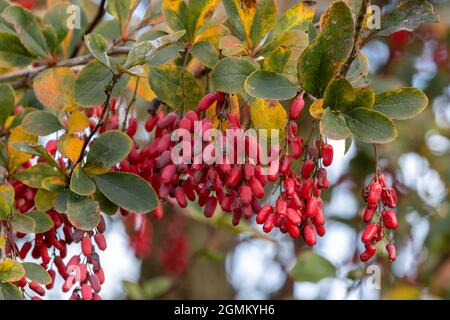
{"left": 272, "top": 0, "right": 317, "bottom": 37}
{"left": 32, "top": 67, "right": 76, "bottom": 111}
{"left": 309, "top": 99, "right": 325, "bottom": 120}
{"left": 234, "top": 0, "right": 257, "bottom": 43}
{"left": 250, "top": 98, "right": 287, "bottom": 143}
{"left": 0, "top": 259, "right": 25, "bottom": 283}
{"left": 194, "top": 23, "right": 230, "bottom": 46}
{"left": 58, "top": 134, "right": 84, "bottom": 163}
{"left": 67, "top": 111, "right": 89, "bottom": 133}
{"left": 7, "top": 125, "right": 38, "bottom": 170}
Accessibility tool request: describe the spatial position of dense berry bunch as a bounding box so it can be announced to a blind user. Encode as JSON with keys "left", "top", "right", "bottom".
{"left": 359, "top": 171, "right": 399, "bottom": 262}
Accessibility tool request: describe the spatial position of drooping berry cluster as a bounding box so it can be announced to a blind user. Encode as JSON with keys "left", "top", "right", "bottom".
{"left": 255, "top": 96, "right": 333, "bottom": 245}
{"left": 360, "top": 171, "right": 398, "bottom": 262}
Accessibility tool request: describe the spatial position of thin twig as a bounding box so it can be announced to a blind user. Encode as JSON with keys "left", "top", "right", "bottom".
{"left": 70, "top": 0, "right": 107, "bottom": 58}
{"left": 69, "top": 73, "right": 122, "bottom": 177}
{"left": 122, "top": 76, "right": 140, "bottom": 131}
{"left": 180, "top": 46, "right": 191, "bottom": 110}
{"left": 339, "top": 0, "right": 370, "bottom": 77}
{"left": 0, "top": 46, "right": 130, "bottom": 89}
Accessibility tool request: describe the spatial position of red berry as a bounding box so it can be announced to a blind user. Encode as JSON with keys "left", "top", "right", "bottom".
{"left": 361, "top": 224, "right": 378, "bottom": 243}
{"left": 81, "top": 235, "right": 92, "bottom": 257}
{"left": 225, "top": 167, "right": 242, "bottom": 188}
{"left": 203, "top": 197, "right": 218, "bottom": 217}
{"left": 362, "top": 205, "right": 376, "bottom": 223}
{"left": 305, "top": 197, "right": 319, "bottom": 218}
{"left": 198, "top": 92, "right": 217, "bottom": 111}
{"left": 239, "top": 185, "right": 252, "bottom": 205}
{"left": 126, "top": 117, "right": 138, "bottom": 137}
{"left": 286, "top": 208, "right": 301, "bottom": 225}
{"left": 289, "top": 96, "right": 305, "bottom": 120}
{"left": 368, "top": 182, "right": 382, "bottom": 205}
{"left": 263, "top": 214, "right": 276, "bottom": 233}
{"left": 29, "top": 281, "right": 45, "bottom": 296}
{"left": 256, "top": 205, "right": 273, "bottom": 224}
{"left": 321, "top": 144, "right": 333, "bottom": 167}
{"left": 303, "top": 224, "right": 317, "bottom": 246}
{"left": 301, "top": 160, "right": 315, "bottom": 179}
{"left": 94, "top": 233, "right": 107, "bottom": 251}
{"left": 382, "top": 210, "right": 398, "bottom": 230}
{"left": 174, "top": 187, "right": 188, "bottom": 208}
{"left": 386, "top": 243, "right": 396, "bottom": 261}
{"left": 81, "top": 283, "right": 93, "bottom": 300}
{"left": 249, "top": 177, "right": 264, "bottom": 199}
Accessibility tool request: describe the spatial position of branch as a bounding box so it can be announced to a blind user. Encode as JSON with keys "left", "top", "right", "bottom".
{"left": 338, "top": 0, "right": 370, "bottom": 77}
{"left": 70, "top": 0, "right": 107, "bottom": 58}
{"left": 0, "top": 46, "right": 130, "bottom": 89}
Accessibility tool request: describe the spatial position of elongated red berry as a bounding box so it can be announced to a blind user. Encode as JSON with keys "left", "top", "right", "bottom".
{"left": 280, "top": 156, "right": 292, "bottom": 175}
{"left": 361, "top": 224, "right": 378, "bottom": 243}
{"left": 314, "top": 207, "right": 325, "bottom": 225}
{"left": 284, "top": 178, "right": 295, "bottom": 197}
{"left": 94, "top": 233, "right": 107, "bottom": 251}
{"left": 145, "top": 115, "right": 158, "bottom": 132}
{"left": 174, "top": 187, "right": 188, "bottom": 208}
{"left": 289, "top": 137, "right": 302, "bottom": 159}
{"left": 316, "top": 224, "right": 326, "bottom": 237}
{"left": 204, "top": 197, "right": 218, "bottom": 217}
{"left": 127, "top": 117, "right": 138, "bottom": 137}
{"left": 81, "top": 283, "right": 93, "bottom": 300}
{"left": 362, "top": 205, "right": 376, "bottom": 223}
{"left": 256, "top": 205, "right": 273, "bottom": 224}
{"left": 249, "top": 177, "right": 264, "bottom": 199}
{"left": 303, "top": 224, "right": 317, "bottom": 246}
{"left": 301, "top": 160, "right": 315, "bottom": 179}
{"left": 161, "top": 164, "right": 176, "bottom": 183}
{"left": 382, "top": 210, "right": 398, "bottom": 230}
{"left": 386, "top": 243, "right": 396, "bottom": 261}
{"left": 301, "top": 179, "right": 313, "bottom": 200}
{"left": 276, "top": 199, "right": 287, "bottom": 216}
{"left": 225, "top": 166, "right": 242, "bottom": 188}
{"left": 81, "top": 236, "right": 92, "bottom": 257}
{"left": 289, "top": 96, "right": 305, "bottom": 120}
{"left": 286, "top": 208, "right": 301, "bottom": 225}
{"left": 382, "top": 188, "right": 398, "bottom": 208}
{"left": 305, "top": 197, "right": 319, "bottom": 218}
{"left": 368, "top": 182, "right": 382, "bottom": 205}
{"left": 157, "top": 112, "right": 177, "bottom": 129}
{"left": 239, "top": 185, "right": 252, "bottom": 205}
{"left": 198, "top": 92, "right": 217, "bottom": 111}
{"left": 29, "top": 281, "right": 45, "bottom": 296}
{"left": 321, "top": 144, "right": 333, "bottom": 167}
{"left": 286, "top": 223, "right": 300, "bottom": 238}
{"left": 19, "top": 242, "right": 32, "bottom": 259}
{"left": 263, "top": 214, "right": 276, "bottom": 233}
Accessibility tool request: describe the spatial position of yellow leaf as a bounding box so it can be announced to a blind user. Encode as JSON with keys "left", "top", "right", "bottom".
{"left": 272, "top": 0, "right": 316, "bottom": 36}
{"left": 127, "top": 68, "right": 156, "bottom": 101}
{"left": 194, "top": 23, "right": 230, "bottom": 46}
{"left": 191, "top": 0, "right": 221, "bottom": 37}
{"left": 0, "top": 236, "right": 5, "bottom": 249}
{"left": 309, "top": 99, "right": 325, "bottom": 120}
{"left": 7, "top": 125, "right": 38, "bottom": 170}
{"left": 32, "top": 67, "right": 77, "bottom": 112}
{"left": 67, "top": 111, "right": 89, "bottom": 133}
{"left": 83, "top": 166, "right": 111, "bottom": 175}
{"left": 0, "top": 259, "right": 25, "bottom": 283}
{"left": 250, "top": 99, "right": 287, "bottom": 143}
{"left": 234, "top": 0, "right": 257, "bottom": 44}
{"left": 206, "top": 94, "right": 240, "bottom": 130}
{"left": 383, "top": 283, "right": 421, "bottom": 300}
{"left": 58, "top": 134, "right": 84, "bottom": 163}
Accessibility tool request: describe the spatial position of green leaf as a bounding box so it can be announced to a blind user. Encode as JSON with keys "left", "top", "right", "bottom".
{"left": 244, "top": 70, "right": 298, "bottom": 100}
{"left": 70, "top": 166, "right": 96, "bottom": 196}
{"left": 320, "top": 108, "right": 351, "bottom": 140}
{"left": 142, "top": 277, "right": 172, "bottom": 299}
{"left": 2, "top": 5, "right": 49, "bottom": 57}
{"left": 21, "top": 110, "right": 64, "bottom": 136}
{"left": 186, "top": 0, "right": 221, "bottom": 39}
{"left": 162, "top": 0, "right": 189, "bottom": 33}
{"left": 191, "top": 40, "right": 218, "bottom": 69}
{"left": 271, "top": 0, "right": 316, "bottom": 37}
{"left": 14, "top": 163, "right": 64, "bottom": 189}
{"left": 323, "top": 77, "right": 375, "bottom": 112}
{"left": 291, "top": 250, "right": 337, "bottom": 282}
{"left": 11, "top": 142, "right": 60, "bottom": 169}
{"left": 347, "top": 52, "right": 369, "bottom": 87}
{"left": 42, "top": 24, "right": 58, "bottom": 52}
{"left": 373, "top": 88, "right": 428, "bottom": 120}
{"left": 93, "top": 189, "right": 118, "bottom": 215}
{"left": 210, "top": 57, "right": 258, "bottom": 94}
{"left": 0, "top": 84, "right": 15, "bottom": 126}
{"left": 25, "top": 211, "right": 54, "bottom": 234}
{"left": 250, "top": 0, "right": 277, "bottom": 47}
{"left": 344, "top": 108, "right": 397, "bottom": 144}
{"left": 22, "top": 262, "right": 51, "bottom": 285}
{"left": 0, "top": 259, "right": 25, "bottom": 283}
{"left": 34, "top": 189, "right": 56, "bottom": 212}
{"left": 85, "top": 33, "right": 110, "bottom": 69}
{"left": 297, "top": 1, "right": 354, "bottom": 97}
{"left": 0, "top": 141, "right": 6, "bottom": 168}
{"left": 262, "top": 47, "right": 291, "bottom": 73}
{"left": 147, "top": 42, "right": 184, "bottom": 67}
{"left": 106, "top": 0, "right": 131, "bottom": 34}
{"left": 0, "top": 184, "right": 14, "bottom": 220}
{"left": 369, "top": 0, "right": 439, "bottom": 38}
{"left": 55, "top": 189, "right": 70, "bottom": 214}
{"left": 148, "top": 65, "right": 203, "bottom": 110}
{"left": 344, "top": 136, "right": 352, "bottom": 155}
{"left": 66, "top": 193, "right": 100, "bottom": 231}
{"left": 125, "top": 30, "right": 186, "bottom": 68}
{"left": 0, "top": 282, "right": 22, "bottom": 300}
{"left": 93, "top": 172, "right": 158, "bottom": 213}
{"left": 75, "top": 60, "right": 129, "bottom": 106}
{"left": 0, "top": 32, "right": 33, "bottom": 67}
{"left": 44, "top": 2, "right": 69, "bottom": 45}
{"left": 11, "top": 214, "right": 36, "bottom": 234}
{"left": 85, "top": 130, "right": 132, "bottom": 169}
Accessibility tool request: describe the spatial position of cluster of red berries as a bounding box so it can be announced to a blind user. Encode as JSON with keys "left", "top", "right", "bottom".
{"left": 360, "top": 171, "right": 398, "bottom": 262}
{"left": 255, "top": 96, "right": 333, "bottom": 245}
